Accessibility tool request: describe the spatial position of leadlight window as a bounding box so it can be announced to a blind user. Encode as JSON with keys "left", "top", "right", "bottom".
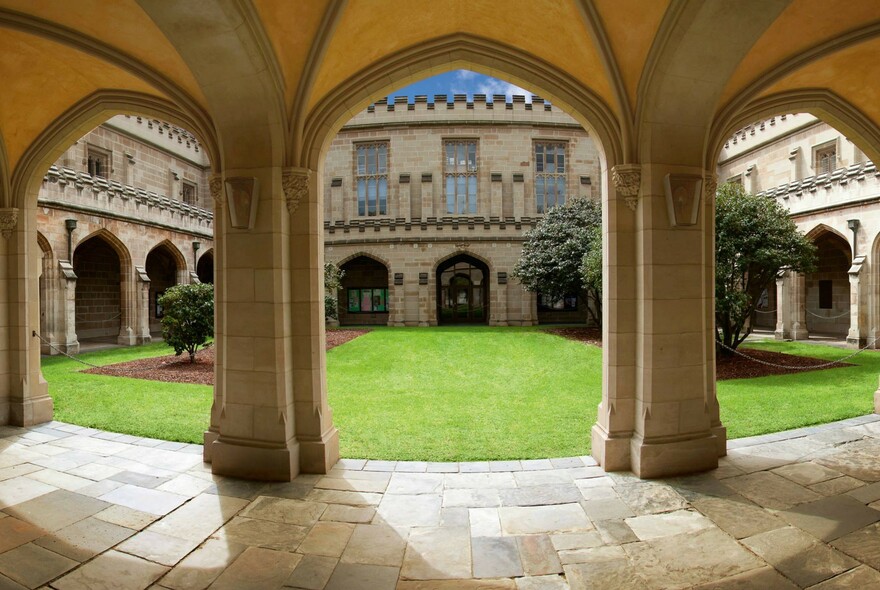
{"left": 87, "top": 146, "right": 111, "bottom": 179}
{"left": 181, "top": 181, "right": 197, "bottom": 205}
{"left": 535, "top": 142, "right": 566, "bottom": 213}
{"left": 815, "top": 144, "right": 837, "bottom": 175}
{"left": 355, "top": 143, "right": 388, "bottom": 216}
{"left": 347, "top": 288, "right": 388, "bottom": 313}
{"left": 538, "top": 293, "right": 578, "bottom": 311}
{"left": 444, "top": 140, "right": 477, "bottom": 214}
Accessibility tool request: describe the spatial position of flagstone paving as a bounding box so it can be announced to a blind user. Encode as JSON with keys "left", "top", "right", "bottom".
{"left": 3, "top": 416, "right": 880, "bottom": 588}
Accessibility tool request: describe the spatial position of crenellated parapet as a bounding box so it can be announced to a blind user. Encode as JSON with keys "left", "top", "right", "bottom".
{"left": 41, "top": 165, "right": 213, "bottom": 237}
{"left": 344, "top": 95, "right": 581, "bottom": 129}
{"left": 757, "top": 160, "right": 880, "bottom": 213}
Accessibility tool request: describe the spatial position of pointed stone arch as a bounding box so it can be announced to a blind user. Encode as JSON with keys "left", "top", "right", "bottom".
{"left": 147, "top": 239, "right": 188, "bottom": 274}
{"left": 196, "top": 248, "right": 214, "bottom": 284}
{"left": 298, "top": 33, "right": 624, "bottom": 171}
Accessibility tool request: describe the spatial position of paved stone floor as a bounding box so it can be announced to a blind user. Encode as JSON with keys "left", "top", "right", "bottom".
{"left": 4, "top": 417, "right": 880, "bottom": 589}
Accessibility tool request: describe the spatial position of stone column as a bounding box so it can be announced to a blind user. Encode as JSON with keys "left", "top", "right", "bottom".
{"left": 418, "top": 270, "right": 430, "bottom": 327}
{"left": 388, "top": 271, "right": 405, "bottom": 327}
{"left": 512, "top": 177, "right": 525, "bottom": 220}
{"left": 774, "top": 272, "right": 790, "bottom": 340}
{"left": 792, "top": 272, "right": 810, "bottom": 340}
{"left": 203, "top": 174, "right": 224, "bottom": 461}
{"left": 209, "top": 167, "right": 303, "bottom": 480}
{"left": 592, "top": 165, "right": 638, "bottom": 471}
{"left": 5, "top": 206, "right": 53, "bottom": 426}
{"left": 134, "top": 266, "right": 152, "bottom": 345}
{"left": 58, "top": 261, "right": 79, "bottom": 354}
{"left": 490, "top": 174, "right": 503, "bottom": 219}
{"left": 520, "top": 290, "right": 536, "bottom": 326}
{"left": 286, "top": 167, "right": 339, "bottom": 474}
{"left": 592, "top": 165, "right": 724, "bottom": 478}
{"left": 847, "top": 255, "right": 866, "bottom": 347}
{"left": 117, "top": 265, "right": 137, "bottom": 346}
{"left": 493, "top": 272, "right": 508, "bottom": 326}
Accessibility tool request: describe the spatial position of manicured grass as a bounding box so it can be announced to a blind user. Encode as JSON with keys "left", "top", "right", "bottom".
{"left": 717, "top": 339, "right": 878, "bottom": 439}
{"left": 41, "top": 330, "right": 880, "bottom": 461}
{"left": 327, "top": 326, "right": 601, "bottom": 461}
{"left": 42, "top": 342, "right": 211, "bottom": 443}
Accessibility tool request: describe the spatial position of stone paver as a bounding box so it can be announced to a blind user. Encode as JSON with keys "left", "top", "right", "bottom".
{"left": 4, "top": 418, "right": 880, "bottom": 588}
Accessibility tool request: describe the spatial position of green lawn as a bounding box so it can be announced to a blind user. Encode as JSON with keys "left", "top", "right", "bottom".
{"left": 42, "top": 342, "right": 212, "bottom": 443}
{"left": 717, "top": 340, "right": 878, "bottom": 439}
{"left": 41, "top": 330, "right": 880, "bottom": 460}
{"left": 327, "top": 327, "right": 600, "bottom": 461}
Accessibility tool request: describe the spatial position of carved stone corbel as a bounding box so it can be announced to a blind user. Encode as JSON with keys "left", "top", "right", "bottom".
{"left": 0, "top": 208, "right": 19, "bottom": 239}
{"left": 611, "top": 164, "right": 641, "bottom": 211}
{"left": 209, "top": 174, "right": 223, "bottom": 209}
{"left": 283, "top": 168, "right": 312, "bottom": 214}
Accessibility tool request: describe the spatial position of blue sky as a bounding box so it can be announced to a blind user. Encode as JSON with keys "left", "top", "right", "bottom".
{"left": 388, "top": 69, "right": 535, "bottom": 103}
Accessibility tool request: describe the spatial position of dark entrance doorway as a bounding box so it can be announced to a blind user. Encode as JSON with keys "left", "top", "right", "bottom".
{"left": 437, "top": 255, "right": 488, "bottom": 324}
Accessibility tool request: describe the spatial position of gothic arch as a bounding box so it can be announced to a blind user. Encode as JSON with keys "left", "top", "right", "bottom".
{"left": 74, "top": 228, "right": 132, "bottom": 268}
{"left": 298, "top": 33, "right": 624, "bottom": 171}
{"left": 10, "top": 90, "right": 219, "bottom": 208}
{"left": 36, "top": 231, "right": 52, "bottom": 258}
{"left": 146, "top": 239, "right": 187, "bottom": 274}
{"left": 709, "top": 90, "right": 880, "bottom": 169}
{"left": 335, "top": 251, "right": 391, "bottom": 270}
{"left": 433, "top": 249, "right": 494, "bottom": 276}
{"left": 805, "top": 223, "right": 851, "bottom": 248}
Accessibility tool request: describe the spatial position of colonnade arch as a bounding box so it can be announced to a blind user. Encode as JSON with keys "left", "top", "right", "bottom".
{"left": 73, "top": 231, "right": 130, "bottom": 345}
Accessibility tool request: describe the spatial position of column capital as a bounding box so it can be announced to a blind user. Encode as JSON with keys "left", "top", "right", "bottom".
{"left": 611, "top": 164, "right": 641, "bottom": 211}
{"left": 0, "top": 208, "right": 18, "bottom": 239}
{"left": 209, "top": 173, "right": 224, "bottom": 209}
{"left": 282, "top": 167, "right": 312, "bottom": 214}
{"left": 703, "top": 172, "right": 718, "bottom": 204}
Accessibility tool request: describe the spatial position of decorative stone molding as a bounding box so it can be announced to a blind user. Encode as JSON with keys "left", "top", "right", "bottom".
{"left": 455, "top": 242, "right": 470, "bottom": 250}
{"left": 704, "top": 173, "right": 718, "bottom": 204}
{"left": 0, "top": 208, "right": 18, "bottom": 239}
{"left": 283, "top": 167, "right": 311, "bottom": 214}
{"left": 611, "top": 164, "right": 641, "bottom": 211}
{"left": 663, "top": 174, "right": 703, "bottom": 227}
{"left": 225, "top": 177, "right": 260, "bottom": 230}
{"left": 209, "top": 174, "right": 224, "bottom": 209}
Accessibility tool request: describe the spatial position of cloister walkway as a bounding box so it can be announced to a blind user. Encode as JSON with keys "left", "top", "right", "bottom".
{"left": 2, "top": 416, "right": 880, "bottom": 589}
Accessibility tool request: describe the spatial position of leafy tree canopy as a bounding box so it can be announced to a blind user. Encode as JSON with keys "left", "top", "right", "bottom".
{"left": 513, "top": 196, "right": 602, "bottom": 324}
{"left": 715, "top": 182, "right": 817, "bottom": 352}
{"left": 324, "top": 261, "right": 345, "bottom": 320}
{"left": 158, "top": 283, "right": 215, "bottom": 363}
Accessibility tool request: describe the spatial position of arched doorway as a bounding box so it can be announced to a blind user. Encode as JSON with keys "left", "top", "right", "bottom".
{"left": 339, "top": 255, "right": 389, "bottom": 325}
{"left": 197, "top": 249, "right": 214, "bottom": 284}
{"left": 145, "top": 244, "right": 181, "bottom": 335}
{"left": 437, "top": 254, "right": 489, "bottom": 324}
{"left": 806, "top": 231, "right": 851, "bottom": 337}
{"left": 73, "top": 234, "right": 124, "bottom": 344}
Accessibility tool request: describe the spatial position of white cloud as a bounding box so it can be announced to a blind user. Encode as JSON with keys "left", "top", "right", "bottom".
{"left": 475, "top": 78, "right": 534, "bottom": 103}
{"left": 455, "top": 69, "right": 478, "bottom": 81}
{"left": 445, "top": 70, "right": 535, "bottom": 103}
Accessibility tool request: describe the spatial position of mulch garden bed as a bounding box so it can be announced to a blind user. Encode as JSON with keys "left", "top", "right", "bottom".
{"left": 84, "top": 329, "right": 369, "bottom": 386}
{"left": 546, "top": 327, "right": 851, "bottom": 380}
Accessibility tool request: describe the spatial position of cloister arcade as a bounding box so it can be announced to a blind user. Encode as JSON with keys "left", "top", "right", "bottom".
{"left": 1, "top": 1, "right": 879, "bottom": 483}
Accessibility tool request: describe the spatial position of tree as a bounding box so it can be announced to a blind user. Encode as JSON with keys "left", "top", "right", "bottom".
{"left": 324, "top": 261, "right": 344, "bottom": 321}
{"left": 158, "top": 283, "right": 214, "bottom": 363}
{"left": 513, "top": 196, "right": 602, "bottom": 326}
{"left": 715, "top": 182, "right": 816, "bottom": 353}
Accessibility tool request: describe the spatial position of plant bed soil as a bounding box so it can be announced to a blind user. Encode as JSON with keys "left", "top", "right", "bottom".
{"left": 84, "top": 329, "right": 369, "bottom": 386}
{"left": 546, "top": 327, "right": 852, "bottom": 380}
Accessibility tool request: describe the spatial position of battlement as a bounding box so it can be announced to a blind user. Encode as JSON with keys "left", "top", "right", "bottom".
{"left": 41, "top": 165, "right": 214, "bottom": 235}
{"left": 757, "top": 160, "right": 878, "bottom": 200}
{"left": 104, "top": 115, "right": 210, "bottom": 167}
{"left": 344, "top": 94, "right": 581, "bottom": 128}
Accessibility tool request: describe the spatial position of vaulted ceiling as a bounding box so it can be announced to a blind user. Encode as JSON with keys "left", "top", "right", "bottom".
{"left": 0, "top": 0, "right": 878, "bottom": 181}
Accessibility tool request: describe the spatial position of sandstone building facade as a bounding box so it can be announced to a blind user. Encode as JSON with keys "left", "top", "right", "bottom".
{"left": 37, "top": 115, "right": 214, "bottom": 354}
{"left": 717, "top": 114, "right": 880, "bottom": 347}
{"left": 324, "top": 95, "right": 601, "bottom": 327}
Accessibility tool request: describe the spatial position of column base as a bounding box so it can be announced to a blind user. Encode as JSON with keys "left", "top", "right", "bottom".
{"left": 11, "top": 394, "right": 54, "bottom": 427}
{"left": 630, "top": 432, "right": 719, "bottom": 479}
{"left": 791, "top": 326, "right": 810, "bottom": 341}
{"left": 299, "top": 426, "right": 340, "bottom": 474}
{"left": 203, "top": 429, "right": 220, "bottom": 463}
{"left": 846, "top": 336, "right": 864, "bottom": 348}
{"left": 118, "top": 328, "right": 137, "bottom": 346}
{"left": 211, "top": 436, "right": 300, "bottom": 481}
{"left": 591, "top": 423, "right": 632, "bottom": 472}
{"left": 711, "top": 424, "right": 728, "bottom": 457}
{"left": 774, "top": 329, "right": 789, "bottom": 340}
{"left": 137, "top": 335, "right": 152, "bottom": 345}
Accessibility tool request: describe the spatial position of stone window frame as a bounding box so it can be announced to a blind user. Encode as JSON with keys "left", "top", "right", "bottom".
{"left": 443, "top": 138, "right": 478, "bottom": 215}
{"left": 534, "top": 141, "right": 567, "bottom": 214}
{"left": 812, "top": 139, "right": 838, "bottom": 176}
{"left": 86, "top": 144, "right": 112, "bottom": 179}
{"left": 726, "top": 173, "right": 744, "bottom": 186}
{"left": 181, "top": 179, "right": 198, "bottom": 205}
{"left": 353, "top": 141, "right": 390, "bottom": 217}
